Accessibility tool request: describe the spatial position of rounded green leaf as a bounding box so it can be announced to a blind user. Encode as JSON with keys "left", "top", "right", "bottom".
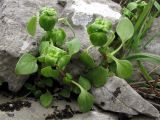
{"left": 51, "top": 28, "right": 66, "bottom": 46}
{"left": 127, "top": 2, "right": 138, "bottom": 11}
{"left": 15, "top": 53, "right": 38, "bottom": 75}
{"left": 79, "top": 51, "right": 96, "bottom": 68}
{"left": 27, "top": 16, "right": 37, "bottom": 36}
{"left": 116, "top": 60, "right": 133, "bottom": 79}
{"left": 116, "top": 17, "right": 134, "bottom": 43}
{"left": 89, "top": 32, "right": 107, "bottom": 46}
{"left": 37, "top": 78, "right": 53, "bottom": 87}
{"left": 40, "top": 92, "right": 53, "bottom": 108}
{"left": 57, "top": 55, "right": 71, "bottom": 69}
{"left": 59, "top": 89, "right": 71, "bottom": 98}
{"left": 63, "top": 73, "right": 73, "bottom": 84}
{"left": 41, "top": 66, "right": 59, "bottom": 79}
{"left": 66, "top": 38, "right": 81, "bottom": 56}
{"left": 86, "top": 67, "right": 108, "bottom": 87}
{"left": 78, "top": 89, "right": 94, "bottom": 113}
{"left": 78, "top": 76, "right": 91, "bottom": 91}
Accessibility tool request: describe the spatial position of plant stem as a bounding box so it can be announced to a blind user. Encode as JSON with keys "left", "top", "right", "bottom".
{"left": 58, "top": 18, "right": 76, "bottom": 38}
{"left": 111, "top": 43, "right": 123, "bottom": 56}
{"left": 71, "top": 80, "right": 82, "bottom": 91}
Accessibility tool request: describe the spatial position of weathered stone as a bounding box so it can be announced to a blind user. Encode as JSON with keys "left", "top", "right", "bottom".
{"left": 67, "top": 111, "right": 118, "bottom": 120}
{"left": 92, "top": 76, "right": 160, "bottom": 118}
{"left": 0, "top": 0, "right": 65, "bottom": 92}
{"left": 131, "top": 115, "right": 160, "bottom": 120}
{"left": 0, "top": 92, "right": 118, "bottom": 120}
{"left": 0, "top": 0, "right": 121, "bottom": 92}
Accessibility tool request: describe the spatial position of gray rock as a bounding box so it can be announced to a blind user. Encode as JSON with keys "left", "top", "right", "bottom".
{"left": 131, "top": 115, "right": 160, "bottom": 120}
{"left": 67, "top": 111, "right": 118, "bottom": 120}
{"left": 0, "top": 92, "right": 118, "bottom": 120}
{"left": 0, "top": 0, "right": 64, "bottom": 92}
{"left": 92, "top": 76, "right": 160, "bottom": 118}
{"left": 0, "top": 0, "right": 121, "bottom": 92}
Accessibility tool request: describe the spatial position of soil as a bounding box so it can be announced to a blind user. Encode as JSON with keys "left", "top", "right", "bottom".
{"left": 45, "top": 105, "right": 82, "bottom": 120}
{"left": 0, "top": 100, "right": 31, "bottom": 112}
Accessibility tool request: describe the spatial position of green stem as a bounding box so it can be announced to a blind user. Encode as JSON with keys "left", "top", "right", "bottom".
{"left": 111, "top": 43, "right": 123, "bottom": 56}
{"left": 65, "top": 20, "right": 76, "bottom": 38}
{"left": 58, "top": 18, "right": 76, "bottom": 38}
{"left": 71, "top": 80, "right": 82, "bottom": 91}
{"left": 108, "top": 53, "right": 118, "bottom": 63}
{"left": 104, "top": 31, "right": 115, "bottom": 47}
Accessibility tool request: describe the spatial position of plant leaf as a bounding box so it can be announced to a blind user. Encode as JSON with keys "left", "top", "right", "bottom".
{"left": 66, "top": 38, "right": 81, "bottom": 56}
{"left": 39, "top": 41, "right": 50, "bottom": 54}
{"left": 78, "top": 76, "right": 91, "bottom": 91}
{"left": 59, "top": 88, "right": 71, "bottom": 98}
{"left": 116, "top": 60, "right": 133, "bottom": 79}
{"left": 27, "top": 16, "right": 37, "bottom": 36}
{"left": 40, "top": 92, "right": 53, "bottom": 108}
{"left": 89, "top": 32, "right": 107, "bottom": 46}
{"left": 37, "top": 78, "right": 53, "bottom": 87}
{"left": 80, "top": 51, "right": 96, "bottom": 68}
{"left": 78, "top": 89, "right": 94, "bottom": 113}
{"left": 116, "top": 17, "right": 134, "bottom": 43}
{"left": 127, "top": 2, "right": 138, "bottom": 11}
{"left": 86, "top": 66, "right": 108, "bottom": 87}
{"left": 127, "top": 53, "right": 160, "bottom": 64}
{"left": 25, "top": 83, "right": 36, "bottom": 93}
{"left": 15, "top": 53, "right": 38, "bottom": 75}
{"left": 41, "top": 66, "right": 59, "bottom": 79}
{"left": 57, "top": 55, "right": 71, "bottom": 69}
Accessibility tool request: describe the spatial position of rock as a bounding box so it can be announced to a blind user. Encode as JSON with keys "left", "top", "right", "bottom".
{"left": 0, "top": 0, "right": 64, "bottom": 92}
{"left": 131, "top": 115, "right": 160, "bottom": 120}
{"left": 63, "top": 0, "right": 121, "bottom": 26}
{"left": 92, "top": 76, "right": 160, "bottom": 118}
{"left": 67, "top": 111, "right": 118, "bottom": 120}
{"left": 0, "top": 0, "right": 121, "bottom": 92}
{"left": 0, "top": 92, "right": 118, "bottom": 120}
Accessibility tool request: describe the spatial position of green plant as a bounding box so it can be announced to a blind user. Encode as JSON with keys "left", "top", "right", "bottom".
{"left": 15, "top": 3, "right": 160, "bottom": 112}
{"left": 122, "top": 0, "right": 160, "bottom": 82}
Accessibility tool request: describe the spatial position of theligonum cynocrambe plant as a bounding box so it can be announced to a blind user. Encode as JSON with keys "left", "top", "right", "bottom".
{"left": 15, "top": 4, "right": 160, "bottom": 112}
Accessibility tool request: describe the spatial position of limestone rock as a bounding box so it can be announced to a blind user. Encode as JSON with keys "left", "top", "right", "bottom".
{"left": 0, "top": 0, "right": 64, "bottom": 92}
{"left": 92, "top": 76, "right": 160, "bottom": 118}
{"left": 0, "top": 92, "right": 118, "bottom": 120}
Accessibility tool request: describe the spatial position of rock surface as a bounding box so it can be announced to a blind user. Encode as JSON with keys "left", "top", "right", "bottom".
{"left": 0, "top": 0, "right": 121, "bottom": 92}
{"left": 0, "top": 0, "right": 64, "bottom": 92}
{"left": 92, "top": 76, "right": 160, "bottom": 118}
{"left": 0, "top": 92, "right": 118, "bottom": 120}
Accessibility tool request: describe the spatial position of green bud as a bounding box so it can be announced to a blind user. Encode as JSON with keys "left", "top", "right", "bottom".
{"left": 39, "top": 7, "right": 58, "bottom": 31}
{"left": 89, "top": 32, "right": 107, "bottom": 46}
{"left": 51, "top": 28, "right": 66, "bottom": 46}
{"left": 87, "top": 18, "right": 112, "bottom": 34}
{"left": 63, "top": 73, "right": 73, "bottom": 84}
